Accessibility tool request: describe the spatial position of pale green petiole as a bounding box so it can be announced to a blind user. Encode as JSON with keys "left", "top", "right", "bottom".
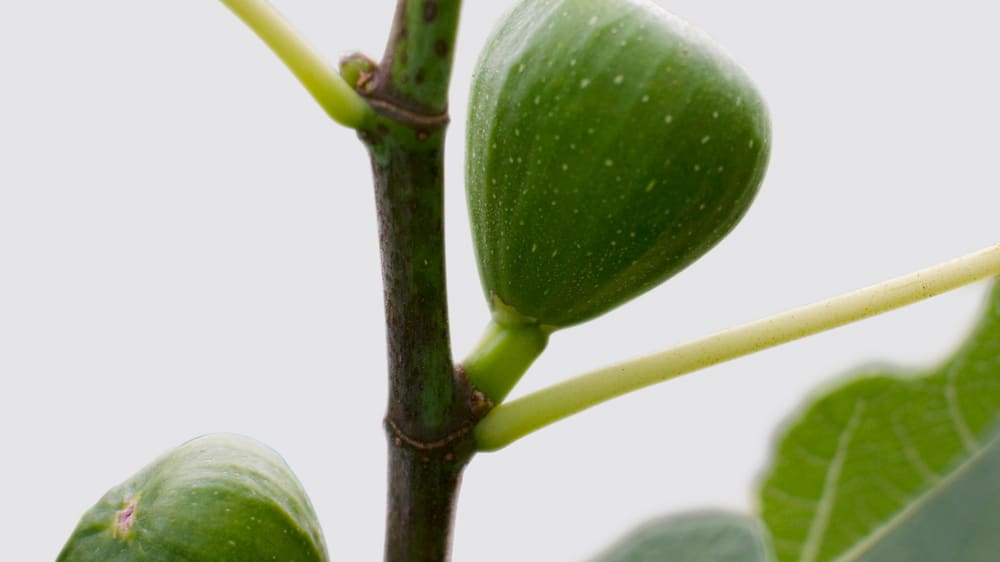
{"left": 221, "top": 0, "right": 372, "bottom": 128}
{"left": 475, "top": 243, "right": 1000, "bottom": 451}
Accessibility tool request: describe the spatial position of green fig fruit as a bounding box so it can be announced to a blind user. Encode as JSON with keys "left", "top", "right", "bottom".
{"left": 468, "top": 0, "right": 769, "bottom": 327}
{"left": 58, "top": 434, "right": 329, "bottom": 562}
{"left": 463, "top": 0, "right": 770, "bottom": 402}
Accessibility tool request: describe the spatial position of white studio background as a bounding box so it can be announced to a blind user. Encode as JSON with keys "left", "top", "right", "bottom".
{"left": 1, "top": 1, "right": 997, "bottom": 560}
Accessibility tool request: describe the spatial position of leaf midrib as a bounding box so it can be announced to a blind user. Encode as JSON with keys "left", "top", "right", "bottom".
{"left": 829, "top": 432, "right": 1000, "bottom": 562}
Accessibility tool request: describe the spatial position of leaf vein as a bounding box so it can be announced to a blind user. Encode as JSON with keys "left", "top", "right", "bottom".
{"left": 799, "top": 400, "right": 866, "bottom": 562}
{"left": 763, "top": 485, "right": 820, "bottom": 508}
{"left": 889, "top": 413, "right": 942, "bottom": 484}
{"left": 945, "top": 354, "right": 979, "bottom": 452}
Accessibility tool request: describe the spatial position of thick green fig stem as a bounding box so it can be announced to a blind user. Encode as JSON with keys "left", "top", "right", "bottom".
{"left": 359, "top": 1, "right": 479, "bottom": 561}
{"left": 462, "top": 319, "right": 549, "bottom": 403}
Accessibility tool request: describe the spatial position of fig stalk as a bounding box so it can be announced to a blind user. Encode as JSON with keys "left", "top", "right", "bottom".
{"left": 462, "top": 317, "right": 550, "bottom": 403}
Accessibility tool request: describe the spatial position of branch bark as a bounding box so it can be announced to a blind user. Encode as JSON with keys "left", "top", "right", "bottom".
{"left": 367, "top": 130, "right": 485, "bottom": 562}
{"left": 353, "top": 1, "right": 482, "bottom": 560}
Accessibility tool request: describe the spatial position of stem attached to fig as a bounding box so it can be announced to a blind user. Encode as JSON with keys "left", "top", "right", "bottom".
{"left": 476, "top": 243, "right": 1000, "bottom": 451}
{"left": 219, "top": 0, "right": 372, "bottom": 128}
{"left": 461, "top": 319, "right": 550, "bottom": 403}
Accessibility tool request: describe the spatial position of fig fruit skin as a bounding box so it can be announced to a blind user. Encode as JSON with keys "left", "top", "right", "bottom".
{"left": 57, "top": 433, "right": 329, "bottom": 562}
{"left": 467, "top": 0, "right": 771, "bottom": 329}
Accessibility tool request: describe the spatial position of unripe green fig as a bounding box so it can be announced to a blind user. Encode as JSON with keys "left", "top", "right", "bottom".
{"left": 58, "top": 434, "right": 329, "bottom": 562}
{"left": 467, "top": 0, "right": 770, "bottom": 330}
